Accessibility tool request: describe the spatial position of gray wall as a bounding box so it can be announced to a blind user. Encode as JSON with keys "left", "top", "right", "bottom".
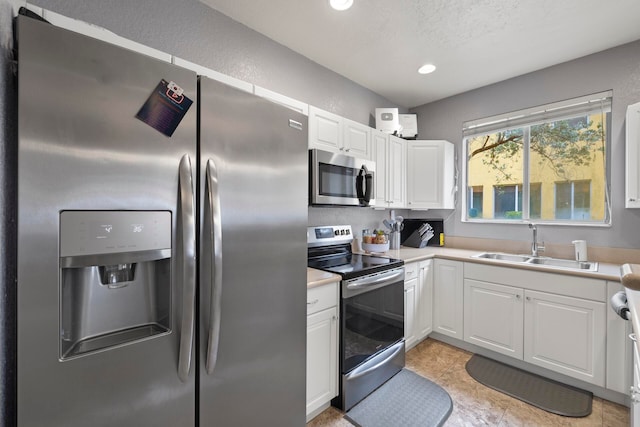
{"left": 27, "top": 0, "right": 402, "bottom": 126}
{"left": 411, "top": 40, "right": 640, "bottom": 250}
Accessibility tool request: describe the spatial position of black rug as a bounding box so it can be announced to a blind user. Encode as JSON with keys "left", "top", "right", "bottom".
{"left": 465, "top": 354, "right": 592, "bottom": 417}
{"left": 345, "top": 369, "right": 452, "bottom": 427}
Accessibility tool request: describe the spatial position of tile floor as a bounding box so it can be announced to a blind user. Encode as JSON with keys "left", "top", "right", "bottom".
{"left": 307, "top": 338, "right": 630, "bottom": 426}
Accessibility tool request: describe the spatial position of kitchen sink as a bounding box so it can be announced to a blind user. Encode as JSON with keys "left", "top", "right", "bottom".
{"left": 525, "top": 257, "right": 598, "bottom": 271}
{"left": 472, "top": 252, "right": 599, "bottom": 272}
{"left": 474, "top": 253, "right": 532, "bottom": 263}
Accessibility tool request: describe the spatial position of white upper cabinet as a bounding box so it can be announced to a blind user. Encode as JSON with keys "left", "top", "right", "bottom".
{"left": 372, "top": 130, "right": 406, "bottom": 208}
{"left": 309, "top": 106, "right": 343, "bottom": 152}
{"left": 406, "top": 140, "right": 455, "bottom": 209}
{"left": 343, "top": 119, "right": 371, "bottom": 158}
{"left": 309, "top": 106, "right": 371, "bottom": 159}
{"left": 626, "top": 101, "right": 640, "bottom": 208}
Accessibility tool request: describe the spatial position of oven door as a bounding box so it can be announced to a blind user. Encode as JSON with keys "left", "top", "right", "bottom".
{"left": 309, "top": 148, "right": 375, "bottom": 207}
{"left": 341, "top": 268, "right": 404, "bottom": 373}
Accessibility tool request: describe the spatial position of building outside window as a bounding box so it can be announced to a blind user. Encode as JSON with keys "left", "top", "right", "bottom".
{"left": 462, "top": 91, "right": 611, "bottom": 225}
{"left": 555, "top": 180, "right": 591, "bottom": 220}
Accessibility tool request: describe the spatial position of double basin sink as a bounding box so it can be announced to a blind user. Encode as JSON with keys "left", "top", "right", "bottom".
{"left": 472, "top": 252, "right": 598, "bottom": 272}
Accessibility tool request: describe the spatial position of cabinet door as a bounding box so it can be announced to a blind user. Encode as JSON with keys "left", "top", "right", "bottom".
{"left": 306, "top": 307, "right": 338, "bottom": 418}
{"left": 343, "top": 119, "right": 371, "bottom": 159}
{"left": 372, "top": 130, "right": 389, "bottom": 206}
{"left": 309, "top": 106, "right": 342, "bottom": 152}
{"left": 626, "top": 102, "right": 640, "bottom": 208}
{"left": 404, "top": 278, "right": 417, "bottom": 350}
{"left": 387, "top": 135, "right": 406, "bottom": 208}
{"left": 433, "top": 259, "right": 464, "bottom": 339}
{"left": 416, "top": 260, "right": 433, "bottom": 339}
{"left": 524, "top": 290, "right": 606, "bottom": 386}
{"left": 406, "top": 140, "right": 454, "bottom": 209}
{"left": 464, "top": 279, "right": 524, "bottom": 358}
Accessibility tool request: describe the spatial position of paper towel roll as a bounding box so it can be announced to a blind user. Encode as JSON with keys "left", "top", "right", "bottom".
{"left": 610, "top": 291, "right": 630, "bottom": 320}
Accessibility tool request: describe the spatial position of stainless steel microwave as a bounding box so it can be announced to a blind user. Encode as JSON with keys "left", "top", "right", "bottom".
{"left": 309, "top": 149, "right": 376, "bottom": 207}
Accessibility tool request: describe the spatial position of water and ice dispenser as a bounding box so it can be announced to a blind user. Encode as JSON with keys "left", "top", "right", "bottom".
{"left": 59, "top": 211, "right": 172, "bottom": 360}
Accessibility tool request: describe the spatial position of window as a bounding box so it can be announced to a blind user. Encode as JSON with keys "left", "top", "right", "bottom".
{"left": 463, "top": 92, "right": 611, "bottom": 224}
{"left": 468, "top": 186, "right": 483, "bottom": 218}
{"left": 555, "top": 180, "right": 591, "bottom": 220}
{"left": 494, "top": 184, "right": 522, "bottom": 219}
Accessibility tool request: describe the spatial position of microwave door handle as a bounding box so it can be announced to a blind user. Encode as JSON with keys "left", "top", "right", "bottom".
{"left": 178, "top": 154, "right": 196, "bottom": 382}
{"left": 356, "top": 165, "right": 372, "bottom": 206}
{"left": 205, "top": 159, "right": 223, "bottom": 375}
{"left": 364, "top": 168, "right": 373, "bottom": 204}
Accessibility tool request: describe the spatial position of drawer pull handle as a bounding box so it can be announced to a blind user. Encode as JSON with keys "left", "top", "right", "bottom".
{"left": 307, "top": 299, "right": 319, "bottom": 305}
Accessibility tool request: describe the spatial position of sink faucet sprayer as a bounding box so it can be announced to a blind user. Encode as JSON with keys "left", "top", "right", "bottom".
{"left": 529, "top": 223, "right": 545, "bottom": 257}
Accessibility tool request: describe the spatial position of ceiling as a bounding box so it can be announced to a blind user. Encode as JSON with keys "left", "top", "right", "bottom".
{"left": 199, "top": 0, "right": 640, "bottom": 109}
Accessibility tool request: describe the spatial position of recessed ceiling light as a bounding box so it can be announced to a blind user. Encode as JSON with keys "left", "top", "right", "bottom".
{"left": 329, "top": 0, "right": 354, "bottom": 11}
{"left": 418, "top": 64, "right": 437, "bottom": 74}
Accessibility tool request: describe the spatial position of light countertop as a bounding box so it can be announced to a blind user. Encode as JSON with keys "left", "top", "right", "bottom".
{"left": 369, "top": 246, "right": 622, "bottom": 281}
{"left": 307, "top": 267, "right": 340, "bottom": 289}
{"left": 307, "top": 245, "right": 623, "bottom": 289}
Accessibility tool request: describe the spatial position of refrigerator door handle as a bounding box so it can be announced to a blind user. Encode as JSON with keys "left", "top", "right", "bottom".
{"left": 205, "top": 159, "right": 223, "bottom": 375}
{"left": 178, "top": 154, "right": 196, "bottom": 382}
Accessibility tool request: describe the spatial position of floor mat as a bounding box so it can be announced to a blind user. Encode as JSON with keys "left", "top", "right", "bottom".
{"left": 344, "top": 369, "right": 452, "bottom": 427}
{"left": 465, "top": 354, "right": 592, "bottom": 417}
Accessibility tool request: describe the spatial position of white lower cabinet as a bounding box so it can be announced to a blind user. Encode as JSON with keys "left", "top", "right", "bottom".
{"left": 404, "top": 272, "right": 418, "bottom": 350}
{"left": 463, "top": 262, "right": 607, "bottom": 387}
{"left": 523, "top": 289, "right": 606, "bottom": 387}
{"left": 433, "top": 259, "right": 464, "bottom": 339}
{"left": 306, "top": 282, "right": 339, "bottom": 421}
{"left": 464, "top": 279, "right": 524, "bottom": 359}
{"left": 405, "top": 260, "right": 435, "bottom": 351}
{"left": 416, "top": 260, "right": 434, "bottom": 339}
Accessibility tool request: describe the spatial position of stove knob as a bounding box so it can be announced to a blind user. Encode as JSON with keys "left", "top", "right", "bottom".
{"left": 334, "top": 230, "right": 340, "bottom": 236}
{"left": 346, "top": 229, "right": 350, "bottom": 235}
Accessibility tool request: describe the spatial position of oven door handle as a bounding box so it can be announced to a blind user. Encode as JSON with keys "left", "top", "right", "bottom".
{"left": 347, "top": 341, "right": 405, "bottom": 380}
{"left": 346, "top": 269, "right": 404, "bottom": 290}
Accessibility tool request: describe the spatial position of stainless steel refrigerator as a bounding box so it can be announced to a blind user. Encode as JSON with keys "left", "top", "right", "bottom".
{"left": 15, "top": 15, "right": 307, "bottom": 426}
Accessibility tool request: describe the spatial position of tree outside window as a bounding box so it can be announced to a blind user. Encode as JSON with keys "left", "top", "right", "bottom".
{"left": 463, "top": 92, "right": 610, "bottom": 224}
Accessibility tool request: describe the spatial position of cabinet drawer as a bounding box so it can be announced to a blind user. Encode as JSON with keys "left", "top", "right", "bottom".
{"left": 307, "top": 282, "right": 338, "bottom": 315}
{"left": 404, "top": 262, "right": 418, "bottom": 281}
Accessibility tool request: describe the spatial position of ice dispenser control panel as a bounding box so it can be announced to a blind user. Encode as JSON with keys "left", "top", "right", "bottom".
{"left": 60, "top": 211, "right": 171, "bottom": 258}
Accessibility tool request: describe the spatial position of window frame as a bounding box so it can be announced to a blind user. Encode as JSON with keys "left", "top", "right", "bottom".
{"left": 461, "top": 92, "right": 612, "bottom": 227}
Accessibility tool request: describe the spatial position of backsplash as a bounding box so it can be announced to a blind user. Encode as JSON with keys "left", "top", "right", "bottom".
{"left": 308, "top": 207, "right": 407, "bottom": 239}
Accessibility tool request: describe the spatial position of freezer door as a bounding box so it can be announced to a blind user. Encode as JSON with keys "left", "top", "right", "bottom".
{"left": 17, "top": 16, "right": 197, "bottom": 427}
{"left": 198, "top": 77, "right": 308, "bottom": 426}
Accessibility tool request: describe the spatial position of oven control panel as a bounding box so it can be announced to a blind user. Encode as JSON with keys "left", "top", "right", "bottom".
{"left": 307, "top": 225, "right": 353, "bottom": 247}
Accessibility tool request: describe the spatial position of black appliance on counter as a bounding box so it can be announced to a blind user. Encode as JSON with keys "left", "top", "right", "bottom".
{"left": 307, "top": 225, "right": 405, "bottom": 411}
{"left": 401, "top": 218, "right": 444, "bottom": 248}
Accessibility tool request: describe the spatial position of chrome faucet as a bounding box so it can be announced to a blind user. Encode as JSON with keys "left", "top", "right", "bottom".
{"left": 529, "top": 223, "right": 545, "bottom": 257}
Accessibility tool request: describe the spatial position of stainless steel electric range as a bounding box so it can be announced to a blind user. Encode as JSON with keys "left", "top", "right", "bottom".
{"left": 307, "top": 225, "right": 405, "bottom": 411}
